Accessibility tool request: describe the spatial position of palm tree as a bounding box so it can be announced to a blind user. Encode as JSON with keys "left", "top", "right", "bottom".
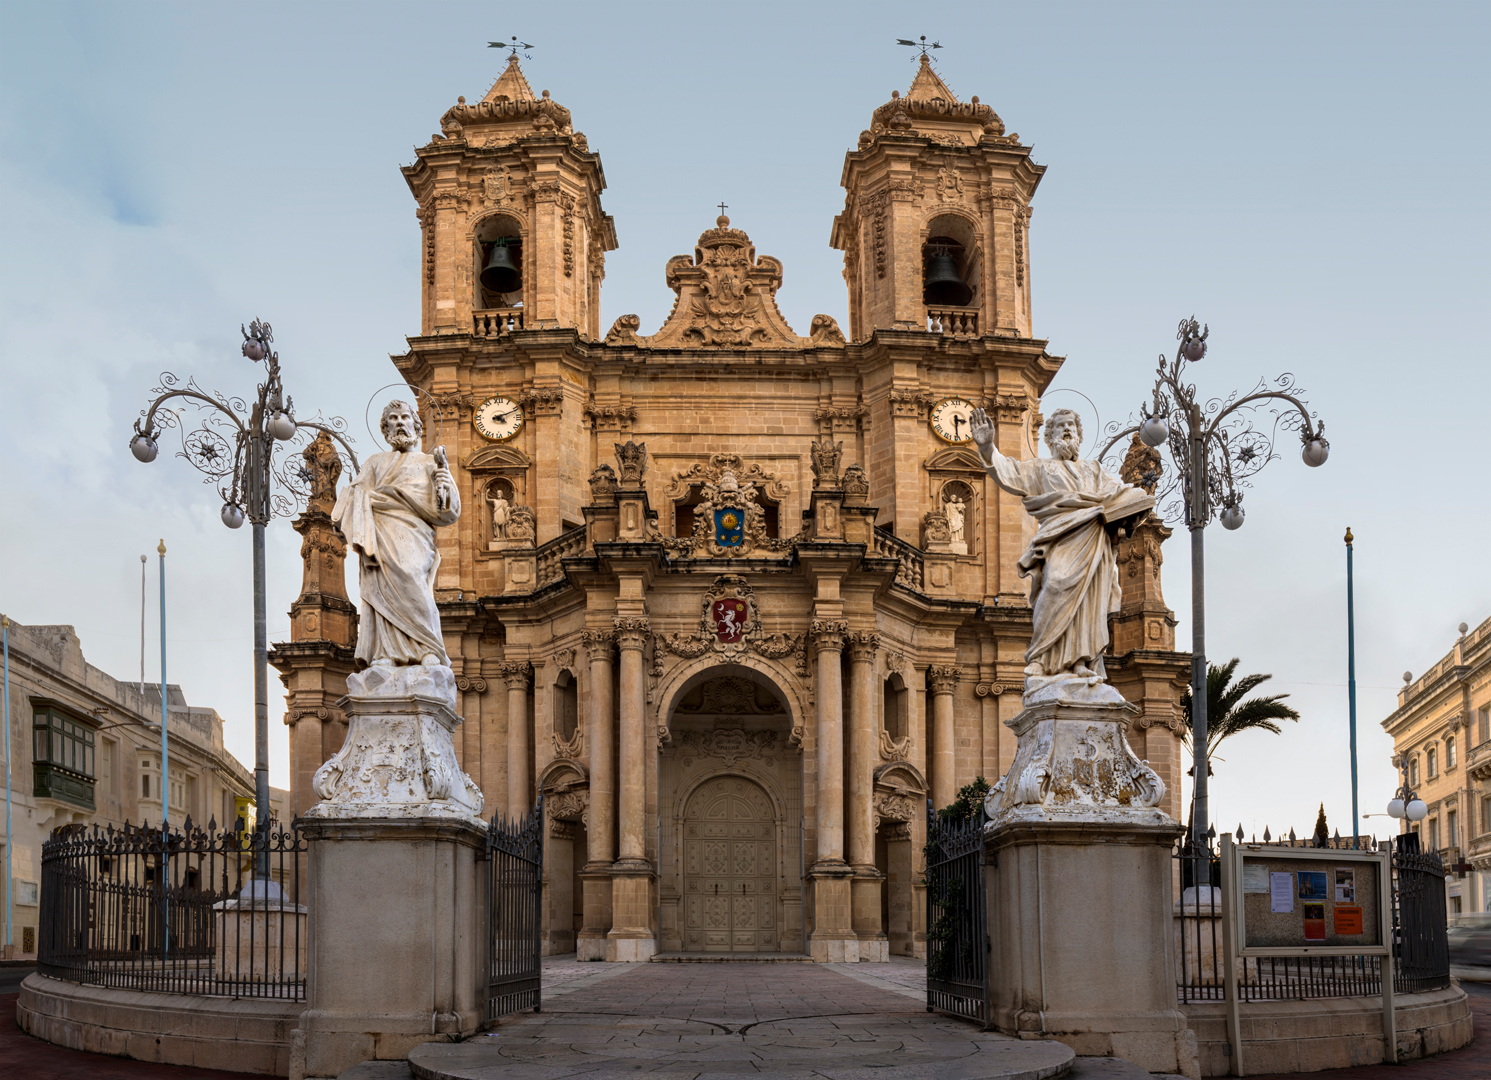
{"left": 1181, "top": 657, "right": 1302, "bottom": 776}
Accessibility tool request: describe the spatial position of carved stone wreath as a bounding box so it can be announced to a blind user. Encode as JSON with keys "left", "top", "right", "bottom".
{"left": 678, "top": 727, "right": 778, "bottom": 769}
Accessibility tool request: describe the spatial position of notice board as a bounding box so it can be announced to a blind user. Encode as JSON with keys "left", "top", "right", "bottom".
{"left": 1240, "top": 855, "right": 1382, "bottom": 949}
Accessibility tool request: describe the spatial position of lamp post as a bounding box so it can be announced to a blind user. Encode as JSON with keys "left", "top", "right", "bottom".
{"left": 1100, "top": 317, "right": 1331, "bottom": 882}
{"left": 1385, "top": 757, "right": 1429, "bottom": 836}
{"left": 129, "top": 320, "right": 357, "bottom": 876}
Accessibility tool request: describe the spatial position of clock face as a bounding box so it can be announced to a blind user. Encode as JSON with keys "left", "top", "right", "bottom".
{"left": 930, "top": 397, "right": 976, "bottom": 444}
{"left": 473, "top": 396, "right": 523, "bottom": 442}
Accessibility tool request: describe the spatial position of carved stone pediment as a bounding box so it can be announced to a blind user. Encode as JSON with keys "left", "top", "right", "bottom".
{"left": 924, "top": 445, "right": 987, "bottom": 474}
{"left": 463, "top": 444, "right": 533, "bottom": 472}
{"left": 645, "top": 216, "right": 804, "bottom": 349}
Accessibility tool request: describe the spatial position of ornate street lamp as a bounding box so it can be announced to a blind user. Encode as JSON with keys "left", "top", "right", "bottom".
{"left": 1100, "top": 317, "right": 1331, "bottom": 881}
{"left": 1386, "top": 756, "right": 1429, "bottom": 826}
{"left": 129, "top": 320, "right": 358, "bottom": 875}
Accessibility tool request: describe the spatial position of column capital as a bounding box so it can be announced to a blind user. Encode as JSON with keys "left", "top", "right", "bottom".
{"left": 612, "top": 616, "right": 651, "bottom": 651}
{"left": 928, "top": 666, "right": 960, "bottom": 695}
{"left": 810, "top": 619, "right": 849, "bottom": 653}
{"left": 846, "top": 631, "right": 880, "bottom": 664}
{"left": 581, "top": 628, "right": 616, "bottom": 662}
{"left": 499, "top": 661, "right": 532, "bottom": 690}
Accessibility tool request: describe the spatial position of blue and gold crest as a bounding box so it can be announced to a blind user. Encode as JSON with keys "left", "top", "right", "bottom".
{"left": 714, "top": 508, "right": 744, "bottom": 547}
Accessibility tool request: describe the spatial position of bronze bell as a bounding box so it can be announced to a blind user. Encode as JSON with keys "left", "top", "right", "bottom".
{"left": 923, "top": 251, "right": 972, "bottom": 307}
{"left": 480, "top": 238, "right": 521, "bottom": 294}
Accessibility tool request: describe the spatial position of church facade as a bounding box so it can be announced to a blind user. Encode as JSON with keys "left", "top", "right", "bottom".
{"left": 272, "top": 54, "right": 1189, "bottom": 962}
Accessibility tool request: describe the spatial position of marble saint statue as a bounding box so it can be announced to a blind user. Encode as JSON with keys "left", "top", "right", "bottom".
{"left": 334, "top": 400, "right": 460, "bottom": 667}
{"left": 487, "top": 490, "right": 510, "bottom": 541}
{"left": 970, "top": 407, "right": 1153, "bottom": 699}
{"left": 945, "top": 493, "right": 966, "bottom": 546}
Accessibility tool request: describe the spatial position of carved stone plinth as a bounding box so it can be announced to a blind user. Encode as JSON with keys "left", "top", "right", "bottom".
{"left": 303, "top": 665, "right": 484, "bottom": 826}
{"left": 981, "top": 694, "right": 1197, "bottom": 1077}
{"left": 983, "top": 695, "right": 1169, "bottom": 829}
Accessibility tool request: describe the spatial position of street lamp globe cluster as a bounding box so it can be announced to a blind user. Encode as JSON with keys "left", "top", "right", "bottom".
{"left": 128, "top": 319, "right": 357, "bottom": 872}
{"left": 1100, "top": 317, "right": 1331, "bottom": 876}
{"left": 1386, "top": 754, "right": 1428, "bottom": 824}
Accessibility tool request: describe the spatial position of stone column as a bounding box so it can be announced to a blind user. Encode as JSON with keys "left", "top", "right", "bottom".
{"left": 808, "top": 619, "right": 856, "bottom": 962}
{"left": 501, "top": 662, "right": 532, "bottom": 820}
{"left": 929, "top": 666, "right": 959, "bottom": 811}
{"left": 846, "top": 631, "right": 887, "bottom": 961}
{"left": 607, "top": 616, "right": 654, "bottom": 961}
{"left": 577, "top": 629, "right": 615, "bottom": 961}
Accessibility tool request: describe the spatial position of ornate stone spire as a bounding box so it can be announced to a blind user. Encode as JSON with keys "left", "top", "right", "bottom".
{"left": 483, "top": 53, "right": 536, "bottom": 103}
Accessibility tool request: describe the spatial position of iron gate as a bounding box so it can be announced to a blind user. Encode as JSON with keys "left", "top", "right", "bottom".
{"left": 925, "top": 799, "right": 988, "bottom": 1026}
{"left": 485, "top": 795, "right": 543, "bottom": 1023}
{"left": 1392, "top": 839, "right": 1450, "bottom": 994}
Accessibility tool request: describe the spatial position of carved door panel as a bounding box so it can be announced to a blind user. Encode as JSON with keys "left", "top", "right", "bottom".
{"left": 683, "top": 776, "right": 776, "bottom": 952}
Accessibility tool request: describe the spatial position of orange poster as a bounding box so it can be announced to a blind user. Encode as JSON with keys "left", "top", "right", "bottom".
{"left": 1303, "top": 902, "right": 1326, "bottom": 942}
{"left": 1334, "top": 905, "right": 1364, "bottom": 935}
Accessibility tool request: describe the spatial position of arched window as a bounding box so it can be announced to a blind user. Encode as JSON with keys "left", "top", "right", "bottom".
{"left": 883, "top": 675, "right": 908, "bottom": 742}
{"left": 1410, "top": 757, "right": 1420, "bottom": 786}
{"left": 554, "top": 670, "right": 578, "bottom": 742}
{"left": 474, "top": 214, "right": 525, "bottom": 312}
{"left": 1427, "top": 747, "right": 1438, "bottom": 778}
{"left": 1446, "top": 736, "right": 1456, "bottom": 770}
{"left": 921, "top": 214, "right": 980, "bottom": 313}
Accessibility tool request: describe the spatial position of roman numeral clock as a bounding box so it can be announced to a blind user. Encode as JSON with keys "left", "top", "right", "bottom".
{"left": 473, "top": 395, "right": 523, "bottom": 442}
{"left": 930, "top": 397, "right": 976, "bottom": 444}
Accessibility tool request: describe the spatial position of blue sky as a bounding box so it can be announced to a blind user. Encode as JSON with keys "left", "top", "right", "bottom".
{"left": 2, "top": 1, "right": 1487, "bottom": 839}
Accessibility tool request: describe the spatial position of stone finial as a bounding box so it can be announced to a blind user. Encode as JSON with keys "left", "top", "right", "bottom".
{"left": 588, "top": 463, "right": 618, "bottom": 502}
{"left": 841, "top": 463, "right": 870, "bottom": 504}
{"left": 615, "top": 441, "right": 647, "bottom": 484}
{"left": 809, "top": 436, "right": 842, "bottom": 489}
{"left": 645, "top": 218, "right": 801, "bottom": 349}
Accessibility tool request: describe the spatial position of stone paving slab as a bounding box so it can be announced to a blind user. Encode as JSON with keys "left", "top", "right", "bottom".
{"left": 409, "top": 961, "right": 1072, "bottom": 1080}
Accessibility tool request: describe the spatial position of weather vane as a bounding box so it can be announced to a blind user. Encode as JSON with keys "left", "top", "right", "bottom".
{"left": 897, "top": 35, "right": 943, "bottom": 58}
{"left": 489, "top": 36, "right": 534, "bottom": 59}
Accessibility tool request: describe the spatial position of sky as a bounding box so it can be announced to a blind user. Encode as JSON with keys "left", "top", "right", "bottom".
{"left": 1, "top": 1, "right": 1487, "bottom": 841}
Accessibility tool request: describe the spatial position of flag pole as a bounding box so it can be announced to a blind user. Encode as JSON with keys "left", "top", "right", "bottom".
{"left": 1346, "top": 527, "right": 1359, "bottom": 846}
{"left": 3, "top": 614, "right": 13, "bottom": 959}
{"left": 158, "top": 539, "right": 170, "bottom": 956}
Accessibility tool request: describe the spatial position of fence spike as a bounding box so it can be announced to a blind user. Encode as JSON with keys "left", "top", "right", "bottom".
{"left": 1236, "top": 823, "right": 1244, "bottom": 841}
{"left": 1263, "top": 826, "right": 1271, "bottom": 842}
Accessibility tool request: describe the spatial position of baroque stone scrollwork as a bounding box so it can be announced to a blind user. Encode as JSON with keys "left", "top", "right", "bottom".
{"left": 547, "top": 786, "right": 589, "bottom": 826}
{"left": 605, "top": 314, "right": 641, "bottom": 346}
{"left": 841, "top": 463, "right": 870, "bottom": 503}
{"left": 889, "top": 388, "right": 934, "bottom": 418}
{"left": 922, "top": 508, "right": 951, "bottom": 546}
{"left": 975, "top": 682, "right": 1007, "bottom": 698}
{"left": 872, "top": 792, "right": 918, "bottom": 833}
{"left": 650, "top": 455, "right": 798, "bottom": 559}
{"left": 808, "top": 314, "right": 847, "bottom": 346}
{"left": 678, "top": 727, "right": 779, "bottom": 769}
{"left": 878, "top": 729, "right": 911, "bottom": 762}
{"left": 454, "top": 676, "right": 489, "bottom": 694}
{"left": 587, "top": 463, "right": 618, "bottom": 502}
{"left": 499, "top": 661, "right": 531, "bottom": 690}
{"left": 553, "top": 725, "right": 584, "bottom": 760}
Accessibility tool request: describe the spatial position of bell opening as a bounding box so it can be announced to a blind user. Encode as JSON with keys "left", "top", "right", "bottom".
{"left": 475, "top": 215, "right": 525, "bottom": 310}
{"left": 922, "top": 235, "right": 974, "bottom": 308}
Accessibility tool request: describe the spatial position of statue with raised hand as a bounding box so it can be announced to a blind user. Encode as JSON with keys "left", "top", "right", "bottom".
{"left": 969, "top": 406, "right": 1153, "bottom": 700}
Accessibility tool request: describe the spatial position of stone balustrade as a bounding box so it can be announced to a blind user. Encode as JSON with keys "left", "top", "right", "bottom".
{"left": 872, "top": 527, "right": 924, "bottom": 591}
{"left": 926, "top": 306, "right": 978, "bottom": 337}
{"left": 473, "top": 307, "right": 525, "bottom": 337}
{"left": 536, "top": 525, "right": 588, "bottom": 587}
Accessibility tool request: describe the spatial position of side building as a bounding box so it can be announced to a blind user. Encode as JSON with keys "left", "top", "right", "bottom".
{"left": 1381, "top": 615, "right": 1491, "bottom": 916}
{"left": 1, "top": 617, "right": 289, "bottom": 959}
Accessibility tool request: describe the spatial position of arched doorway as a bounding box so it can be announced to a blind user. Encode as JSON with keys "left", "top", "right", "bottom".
{"left": 682, "top": 775, "right": 778, "bottom": 953}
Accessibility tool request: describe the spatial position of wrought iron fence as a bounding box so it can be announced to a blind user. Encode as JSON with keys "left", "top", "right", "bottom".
{"left": 1393, "top": 841, "right": 1450, "bottom": 994}
{"left": 485, "top": 795, "right": 543, "bottom": 1024}
{"left": 925, "top": 799, "right": 987, "bottom": 1026}
{"left": 38, "top": 817, "right": 306, "bottom": 999}
{"left": 1172, "top": 834, "right": 1450, "bottom": 1003}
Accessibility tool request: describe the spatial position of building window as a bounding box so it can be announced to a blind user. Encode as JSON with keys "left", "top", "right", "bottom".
{"left": 1448, "top": 809, "right": 1458, "bottom": 848}
{"left": 1479, "top": 706, "right": 1490, "bottom": 746}
{"left": 1446, "top": 736, "right": 1456, "bottom": 770}
{"left": 1410, "top": 758, "right": 1420, "bottom": 786}
{"left": 1427, "top": 747, "right": 1437, "bottom": 778}
{"left": 1482, "top": 796, "right": 1491, "bottom": 835}
{"left": 554, "top": 670, "right": 579, "bottom": 742}
{"left": 1428, "top": 817, "right": 1440, "bottom": 852}
{"left": 31, "top": 702, "right": 96, "bottom": 810}
{"left": 883, "top": 676, "right": 908, "bottom": 742}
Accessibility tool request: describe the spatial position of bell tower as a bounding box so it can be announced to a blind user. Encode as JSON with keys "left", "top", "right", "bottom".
{"left": 402, "top": 54, "right": 618, "bottom": 337}
{"left": 831, "top": 55, "right": 1044, "bottom": 341}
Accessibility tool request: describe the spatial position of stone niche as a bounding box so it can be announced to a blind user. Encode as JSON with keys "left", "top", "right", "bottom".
{"left": 657, "top": 673, "right": 804, "bottom": 955}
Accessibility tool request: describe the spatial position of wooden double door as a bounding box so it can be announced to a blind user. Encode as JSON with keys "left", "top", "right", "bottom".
{"left": 682, "top": 776, "right": 778, "bottom": 952}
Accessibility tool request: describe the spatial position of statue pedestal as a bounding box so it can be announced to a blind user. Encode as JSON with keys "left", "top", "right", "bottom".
{"left": 292, "top": 665, "right": 488, "bottom": 1080}
{"left": 982, "top": 694, "right": 1199, "bottom": 1078}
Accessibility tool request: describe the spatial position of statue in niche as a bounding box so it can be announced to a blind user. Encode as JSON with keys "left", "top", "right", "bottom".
{"left": 487, "top": 488, "right": 510, "bottom": 542}
{"left": 334, "top": 400, "right": 460, "bottom": 667}
{"left": 945, "top": 491, "right": 967, "bottom": 554}
{"left": 970, "top": 406, "right": 1153, "bottom": 702}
